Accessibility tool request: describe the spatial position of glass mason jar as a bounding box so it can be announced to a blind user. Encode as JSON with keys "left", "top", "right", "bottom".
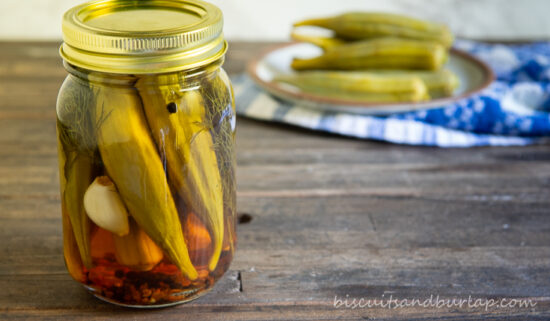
{"left": 56, "top": 0, "right": 236, "bottom": 307}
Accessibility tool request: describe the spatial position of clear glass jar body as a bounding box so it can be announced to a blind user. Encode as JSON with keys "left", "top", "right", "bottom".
{"left": 56, "top": 59, "right": 236, "bottom": 307}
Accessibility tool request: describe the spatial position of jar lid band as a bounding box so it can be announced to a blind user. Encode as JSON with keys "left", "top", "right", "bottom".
{"left": 61, "top": 0, "right": 226, "bottom": 74}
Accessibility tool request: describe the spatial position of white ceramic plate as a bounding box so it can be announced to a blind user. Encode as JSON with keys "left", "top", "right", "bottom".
{"left": 247, "top": 42, "right": 494, "bottom": 115}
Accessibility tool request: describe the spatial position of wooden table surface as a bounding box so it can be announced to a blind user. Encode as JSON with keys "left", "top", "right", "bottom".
{"left": 1, "top": 41, "right": 550, "bottom": 320}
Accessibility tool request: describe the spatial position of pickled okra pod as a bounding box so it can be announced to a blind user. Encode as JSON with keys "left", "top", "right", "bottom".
{"left": 60, "top": 154, "right": 95, "bottom": 268}
{"left": 291, "top": 37, "right": 447, "bottom": 71}
{"left": 275, "top": 71, "right": 427, "bottom": 94}
{"left": 56, "top": 79, "right": 99, "bottom": 269}
{"left": 136, "top": 77, "right": 225, "bottom": 272}
{"left": 288, "top": 88, "right": 430, "bottom": 103}
{"left": 401, "top": 69, "right": 459, "bottom": 97}
{"left": 94, "top": 86, "right": 198, "bottom": 280}
{"left": 291, "top": 31, "right": 346, "bottom": 51}
{"left": 61, "top": 201, "right": 86, "bottom": 281}
{"left": 373, "top": 69, "right": 460, "bottom": 97}
{"left": 294, "top": 12, "right": 454, "bottom": 48}
{"left": 275, "top": 71, "right": 429, "bottom": 102}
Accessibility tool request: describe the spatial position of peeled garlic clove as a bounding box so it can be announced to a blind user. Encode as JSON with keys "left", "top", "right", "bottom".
{"left": 83, "top": 176, "right": 129, "bottom": 236}
{"left": 113, "top": 218, "right": 164, "bottom": 271}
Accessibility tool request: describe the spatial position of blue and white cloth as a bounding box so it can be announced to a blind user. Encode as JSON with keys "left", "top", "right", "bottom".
{"left": 233, "top": 40, "right": 550, "bottom": 147}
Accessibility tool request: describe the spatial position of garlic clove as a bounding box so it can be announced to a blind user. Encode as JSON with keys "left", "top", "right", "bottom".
{"left": 83, "top": 176, "right": 130, "bottom": 236}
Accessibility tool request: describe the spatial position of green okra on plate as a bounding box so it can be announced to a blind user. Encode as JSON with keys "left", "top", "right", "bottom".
{"left": 275, "top": 71, "right": 430, "bottom": 102}
{"left": 291, "top": 37, "right": 447, "bottom": 71}
{"left": 294, "top": 12, "right": 454, "bottom": 48}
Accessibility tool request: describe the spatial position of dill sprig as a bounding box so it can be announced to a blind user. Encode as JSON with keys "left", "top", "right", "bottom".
{"left": 57, "top": 79, "right": 97, "bottom": 158}
{"left": 200, "top": 73, "right": 236, "bottom": 217}
{"left": 57, "top": 78, "right": 112, "bottom": 165}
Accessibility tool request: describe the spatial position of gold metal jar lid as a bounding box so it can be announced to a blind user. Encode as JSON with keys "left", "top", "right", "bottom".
{"left": 61, "top": 0, "right": 227, "bottom": 74}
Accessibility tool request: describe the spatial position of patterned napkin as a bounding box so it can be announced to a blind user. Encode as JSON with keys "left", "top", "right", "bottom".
{"left": 233, "top": 40, "right": 550, "bottom": 147}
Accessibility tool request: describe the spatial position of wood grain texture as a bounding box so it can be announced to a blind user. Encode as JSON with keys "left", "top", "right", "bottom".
{"left": 0, "top": 41, "right": 549, "bottom": 320}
